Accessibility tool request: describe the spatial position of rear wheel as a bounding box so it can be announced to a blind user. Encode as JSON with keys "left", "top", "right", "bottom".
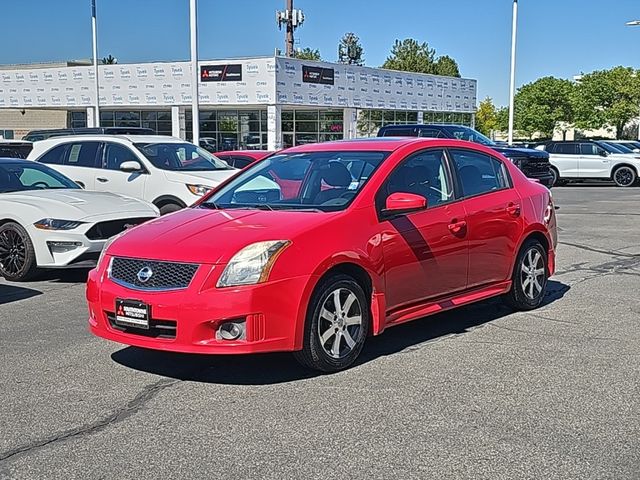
{"left": 294, "top": 274, "right": 369, "bottom": 372}
{"left": 503, "top": 239, "right": 548, "bottom": 311}
{"left": 158, "top": 203, "right": 183, "bottom": 215}
{"left": 549, "top": 166, "right": 565, "bottom": 187}
{"left": 0, "top": 222, "right": 38, "bottom": 282}
{"left": 612, "top": 165, "right": 637, "bottom": 187}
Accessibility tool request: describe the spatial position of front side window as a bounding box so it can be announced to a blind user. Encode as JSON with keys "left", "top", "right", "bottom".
{"left": 0, "top": 163, "right": 79, "bottom": 193}
{"left": 134, "top": 143, "right": 231, "bottom": 171}
{"left": 380, "top": 149, "right": 453, "bottom": 209}
{"left": 450, "top": 149, "right": 509, "bottom": 197}
{"left": 441, "top": 126, "right": 495, "bottom": 146}
{"left": 104, "top": 143, "right": 137, "bottom": 170}
{"left": 417, "top": 128, "right": 444, "bottom": 138}
{"left": 63, "top": 142, "right": 101, "bottom": 168}
{"left": 202, "top": 151, "right": 388, "bottom": 212}
{"left": 579, "top": 143, "right": 600, "bottom": 155}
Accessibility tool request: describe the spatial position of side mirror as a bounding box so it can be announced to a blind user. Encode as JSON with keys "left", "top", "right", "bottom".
{"left": 120, "top": 160, "right": 143, "bottom": 172}
{"left": 598, "top": 150, "right": 609, "bottom": 157}
{"left": 383, "top": 192, "right": 427, "bottom": 216}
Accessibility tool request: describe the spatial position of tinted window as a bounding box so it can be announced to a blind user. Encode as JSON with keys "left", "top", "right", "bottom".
{"left": 450, "top": 149, "right": 509, "bottom": 197}
{"left": 580, "top": 143, "right": 599, "bottom": 155}
{"left": 417, "top": 128, "right": 444, "bottom": 138}
{"left": 554, "top": 143, "right": 577, "bottom": 155}
{"left": 440, "top": 126, "right": 494, "bottom": 146}
{"left": 63, "top": 142, "right": 101, "bottom": 168}
{"left": 134, "top": 143, "right": 230, "bottom": 171}
{"left": 382, "top": 127, "right": 415, "bottom": 137}
{"left": 104, "top": 143, "right": 137, "bottom": 170}
{"left": 382, "top": 149, "right": 453, "bottom": 209}
{"left": 37, "top": 144, "right": 68, "bottom": 165}
{"left": 232, "top": 156, "right": 254, "bottom": 169}
{"left": 0, "top": 162, "right": 79, "bottom": 193}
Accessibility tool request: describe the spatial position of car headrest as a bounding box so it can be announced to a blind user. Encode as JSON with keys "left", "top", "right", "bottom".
{"left": 321, "top": 162, "right": 352, "bottom": 188}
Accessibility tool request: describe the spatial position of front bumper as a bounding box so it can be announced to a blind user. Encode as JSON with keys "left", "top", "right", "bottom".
{"left": 87, "top": 263, "right": 313, "bottom": 354}
{"left": 29, "top": 226, "right": 106, "bottom": 268}
{"left": 526, "top": 171, "right": 555, "bottom": 189}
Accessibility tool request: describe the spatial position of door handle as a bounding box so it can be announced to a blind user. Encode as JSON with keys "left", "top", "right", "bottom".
{"left": 506, "top": 202, "right": 521, "bottom": 217}
{"left": 448, "top": 220, "right": 467, "bottom": 234}
{"left": 96, "top": 177, "right": 109, "bottom": 183}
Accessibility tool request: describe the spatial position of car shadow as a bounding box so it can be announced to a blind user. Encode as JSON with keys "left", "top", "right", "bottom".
{"left": 0, "top": 283, "right": 42, "bottom": 305}
{"left": 111, "top": 279, "right": 570, "bottom": 385}
{"left": 29, "top": 268, "right": 91, "bottom": 284}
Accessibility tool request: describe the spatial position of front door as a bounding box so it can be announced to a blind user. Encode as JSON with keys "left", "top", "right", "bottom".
{"left": 578, "top": 143, "right": 611, "bottom": 178}
{"left": 448, "top": 148, "right": 524, "bottom": 289}
{"left": 379, "top": 148, "right": 469, "bottom": 312}
{"left": 93, "top": 142, "right": 147, "bottom": 200}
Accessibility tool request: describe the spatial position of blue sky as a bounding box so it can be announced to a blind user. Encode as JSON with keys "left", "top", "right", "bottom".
{"left": 2, "top": 0, "right": 639, "bottom": 106}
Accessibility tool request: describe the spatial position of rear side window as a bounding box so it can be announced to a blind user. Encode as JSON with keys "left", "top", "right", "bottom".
{"left": 37, "top": 144, "right": 68, "bottom": 165}
{"left": 449, "top": 149, "right": 509, "bottom": 197}
{"left": 554, "top": 143, "right": 577, "bottom": 155}
{"left": 382, "top": 127, "right": 415, "bottom": 137}
{"left": 232, "top": 156, "right": 255, "bottom": 168}
{"left": 64, "top": 142, "right": 101, "bottom": 168}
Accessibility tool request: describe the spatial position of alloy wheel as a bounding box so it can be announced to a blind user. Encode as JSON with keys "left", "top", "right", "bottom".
{"left": 614, "top": 167, "right": 635, "bottom": 187}
{"left": 520, "top": 248, "right": 546, "bottom": 301}
{"left": 317, "top": 288, "right": 363, "bottom": 359}
{"left": 0, "top": 229, "right": 27, "bottom": 276}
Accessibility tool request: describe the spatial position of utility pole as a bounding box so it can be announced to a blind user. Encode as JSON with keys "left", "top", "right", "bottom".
{"left": 507, "top": 0, "right": 518, "bottom": 146}
{"left": 91, "top": 0, "right": 100, "bottom": 127}
{"left": 189, "top": 0, "right": 200, "bottom": 145}
{"left": 276, "top": 0, "right": 305, "bottom": 57}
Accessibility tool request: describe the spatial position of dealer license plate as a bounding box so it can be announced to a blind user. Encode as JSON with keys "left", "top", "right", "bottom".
{"left": 115, "top": 299, "right": 150, "bottom": 329}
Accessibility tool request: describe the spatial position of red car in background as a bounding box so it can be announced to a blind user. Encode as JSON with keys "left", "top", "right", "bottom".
{"left": 215, "top": 150, "right": 274, "bottom": 169}
{"left": 87, "top": 138, "right": 557, "bottom": 372}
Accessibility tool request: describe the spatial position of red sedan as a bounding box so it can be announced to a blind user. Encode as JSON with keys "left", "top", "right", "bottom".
{"left": 87, "top": 138, "right": 557, "bottom": 372}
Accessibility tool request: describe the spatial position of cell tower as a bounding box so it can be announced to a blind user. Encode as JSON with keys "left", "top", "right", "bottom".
{"left": 276, "top": 0, "right": 305, "bottom": 57}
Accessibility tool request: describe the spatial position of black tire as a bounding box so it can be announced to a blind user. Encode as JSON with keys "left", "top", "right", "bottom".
{"left": 0, "top": 222, "right": 39, "bottom": 282}
{"left": 612, "top": 165, "right": 637, "bottom": 187}
{"left": 294, "top": 274, "right": 370, "bottom": 372}
{"left": 549, "top": 167, "right": 566, "bottom": 187}
{"left": 503, "top": 239, "right": 548, "bottom": 311}
{"left": 158, "top": 203, "right": 183, "bottom": 215}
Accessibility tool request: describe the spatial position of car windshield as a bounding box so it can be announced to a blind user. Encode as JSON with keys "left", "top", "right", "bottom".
{"left": 602, "top": 142, "right": 633, "bottom": 154}
{"left": 134, "top": 142, "right": 233, "bottom": 171}
{"left": 442, "top": 126, "right": 495, "bottom": 146}
{"left": 0, "top": 162, "right": 80, "bottom": 193}
{"left": 201, "top": 151, "right": 388, "bottom": 212}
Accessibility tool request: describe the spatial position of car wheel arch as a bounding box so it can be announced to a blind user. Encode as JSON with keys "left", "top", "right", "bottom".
{"left": 152, "top": 195, "right": 187, "bottom": 210}
{"left": 510, "top": 229, "right": 551, "bottom": 276}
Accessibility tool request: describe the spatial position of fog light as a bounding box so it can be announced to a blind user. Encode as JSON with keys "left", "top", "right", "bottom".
{"left": 47, "top": 241, "right": 83, "bottom": 253}
{"left": 217, "top": 320, "right": 246, "bottom": 341}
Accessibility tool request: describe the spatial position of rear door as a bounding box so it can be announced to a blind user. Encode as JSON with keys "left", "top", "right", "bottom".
{"left": 93, "top": 141, "right": 147, "bottom": 199}
{"left": 37, "top": 141, "right": 100, "bottom": 190}
{"left": 549, "top": 142, "right": 579, "bottom": 177}
{"left": 578, "top": 143, "right": 611, "bottom": 178}
{"left": 448, "top": 148, "right": 524, "bottom": 289}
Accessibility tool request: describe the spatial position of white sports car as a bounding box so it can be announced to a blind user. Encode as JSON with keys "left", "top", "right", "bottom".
{"left": 0, "top": 158, "right": 159, "bottom": 281}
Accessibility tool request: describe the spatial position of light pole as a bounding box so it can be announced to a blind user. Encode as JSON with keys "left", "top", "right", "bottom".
{"left": 91, "top": 0, "right": 100, "bottom": 127}
{"left": 627, "top": 20, "right": 640, "bottom": 139}
{"left": 190, "top": 0, "right": 200, "bottom": 145}
{"left": 507, "top": 0, "right": 518, "bottom": 145}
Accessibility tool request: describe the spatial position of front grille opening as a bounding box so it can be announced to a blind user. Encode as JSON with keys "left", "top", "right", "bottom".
{"left": 106, "top": 312, "right": 177, "bottom": 339}
{"left": 86, "top": 217, "right": 154, "bottom": 241}
{"left": 109, "top": 257, "right": 199, "bottom": 290}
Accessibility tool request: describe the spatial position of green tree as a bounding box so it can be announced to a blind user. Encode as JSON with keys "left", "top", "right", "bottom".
{"left": 434, "top": 55, "right": 460, "bottom": 78}
{"left": 338, "top": 32, "right": 364, "bottom": 65}
{"left": 101, "top": 54, "right": 117, "bottom": 64}
{"left": 513, "top": 76, "right": 574, "bottom": 139}
{"left": 475, "top": 97, "right": 498, "bottom": 136}
{"left": 573, "top": 66, "right": 640, "bottom": 139}
{"left": 495, "top": 106, "right": 510, "bottom": 133}
{"left": 294, "top": 48, "right": 321, "bottom": 61}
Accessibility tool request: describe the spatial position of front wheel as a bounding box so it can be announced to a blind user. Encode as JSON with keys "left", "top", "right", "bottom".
{"left": 294, "top": 274, "right": 369, "bottom": 372}
{"left": 0, "top": 222, "right": 38, "bottom": 281}
{"left": 612, "top": 166, "right": 637, "bottom": 187}
{"left": 503, "top": 239, "right": 548, "bottom": 311}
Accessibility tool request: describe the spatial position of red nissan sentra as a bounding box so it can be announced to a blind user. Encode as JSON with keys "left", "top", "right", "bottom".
{"left": 87, "top": 138, "right": 557, "bottom": 372}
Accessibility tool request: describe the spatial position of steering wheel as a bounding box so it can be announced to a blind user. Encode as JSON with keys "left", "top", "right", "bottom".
{"left": 29, "top": 181, "right": 49, "bottom": 189}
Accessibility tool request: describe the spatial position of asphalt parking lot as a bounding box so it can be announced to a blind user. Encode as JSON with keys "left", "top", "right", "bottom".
{"left": 0, "top": 185, "right": 639, "bottom": 480}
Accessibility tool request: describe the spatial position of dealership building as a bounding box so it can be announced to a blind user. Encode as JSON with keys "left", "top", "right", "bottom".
{"left": 0, "top": 56, "right": 477, "bottom": 150}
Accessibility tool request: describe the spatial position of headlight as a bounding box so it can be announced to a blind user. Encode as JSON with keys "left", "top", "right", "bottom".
{"left": 34, "top": 218, "right": 85, "bottom": 230}
{"left": 217, "top": 240, "right": 291, "bottom": 287}
{"left": 187, "top": 184, "right": 213, "bottom": 196}
{"left": 97, "top": 232, "right": 125, "bottom": 270}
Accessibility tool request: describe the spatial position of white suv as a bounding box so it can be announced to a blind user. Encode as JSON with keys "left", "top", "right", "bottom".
{"left": 28, "top": 135, "right": 239, "bottom": 214}
{"left": 537, "top": 140, "right": 640, "bottom": 187}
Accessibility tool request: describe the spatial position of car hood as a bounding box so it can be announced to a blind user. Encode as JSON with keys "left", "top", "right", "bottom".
{"left": 2, "top": 189, "right": 157, "bottom": 221}
{"left": 162, "top": 169, "right": 238, "bottom": 187}
{"left": 107, "top": 207, "right": 334, "bottom": 264}
{"left": 492, "top": 146, "right": 549, "bottom": 159}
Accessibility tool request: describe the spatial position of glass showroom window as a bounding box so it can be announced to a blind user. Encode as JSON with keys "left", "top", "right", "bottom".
{"left": 356, "top": 110, "right": 420, "bottom": 137}
{"left": 67, "top": 109, "right": 173, "bottom": 134}
{"left": 282, "top": 109, "right": 344, "bottom": 148}
{"left": 186, "top": 109, "right": 268, "bottom": 151}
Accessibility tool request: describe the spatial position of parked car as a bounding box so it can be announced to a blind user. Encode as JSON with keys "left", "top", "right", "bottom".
{"left": 536, "top": 140, "right": 640, "bottom": 187}
{"left": 0, "top": 140, "right": 32, "bottom": 159}
{"left": 0, "top": 158, "right": 158, "bottom": 281}
{"left": 87, "top": 137, "right": 557, "bottom": 372}
{"left": 23, "top": 127, "right": 155, "bottom": 142}
{"left": 609, "top": 140, "right": 640, "bottom": 152}
{"left": 215, "top": 150, "right": 274, "bottom": 169}
{"left": 377, "top": 124, "right": 555, "bottom": 188}
{"left": 199, "top": 137, "right": 218, "bottom": 153}
{"left": 27, "top": 135, "right": 239, "bottom": 214}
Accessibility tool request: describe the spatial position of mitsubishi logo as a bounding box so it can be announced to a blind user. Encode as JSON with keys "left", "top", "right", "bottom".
{"left": 137, "top": 266, "right": 153, "bottom": 283}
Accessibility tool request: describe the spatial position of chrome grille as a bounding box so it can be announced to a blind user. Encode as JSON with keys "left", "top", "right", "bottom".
{"left": 109, "top": 257, "right": 199, "bottom": 291}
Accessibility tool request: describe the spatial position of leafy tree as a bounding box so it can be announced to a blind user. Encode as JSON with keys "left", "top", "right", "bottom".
{"left": 294, "top": 48, "right": 321, "bottom": 61}
{"left": 338, "top": 32, "right": 364, "bottom": 65}
{"left": 495, "top": 106, "right": 510, "bottom": 133}
{"left": 513, "top": 76, "right": 575, "bottom": 139}
{"left": 475, "top": 97, "right": 498, "bottom": 136}
{"left": 573, "top": 66, "right": 640, "bottom": 139}
{"left": 101, "top": 54, "right": 117, "bottom": 64}
{"left": 382, "top": 38, "right": 460, "bottom": 77}
{"left": 434, "top": 55, "right": 460, "bottom": 78}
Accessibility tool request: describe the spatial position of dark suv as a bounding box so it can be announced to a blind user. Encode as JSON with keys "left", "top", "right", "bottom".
{"left": 377, "top": 124, "right": 554, "bottom": 188}
{"left": 23, "top": 127, "right": 155, "bottom": 142}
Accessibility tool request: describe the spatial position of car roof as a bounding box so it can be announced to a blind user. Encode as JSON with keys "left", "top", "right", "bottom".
{"left": 0, "top": 157, "right": 31, "bottom": 164}
{"left": 216, "top": 150, "right": 273, "bottom": 156}
{"left": 34, "top": 134, "right": 185, "bottom": 145}
{"left": 283, "top": 137, "right": 465, "bottom": 153}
